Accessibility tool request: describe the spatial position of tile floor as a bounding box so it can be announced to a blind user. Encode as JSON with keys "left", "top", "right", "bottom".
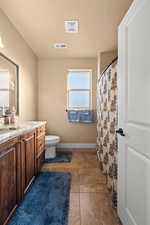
{"left": 42, "top": 150, "right": 122, "bottom": 225}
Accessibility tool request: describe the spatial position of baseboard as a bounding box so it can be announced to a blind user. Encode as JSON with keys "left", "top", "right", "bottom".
{"left": 57, "top": 143, "right": 97, "bottom": 149}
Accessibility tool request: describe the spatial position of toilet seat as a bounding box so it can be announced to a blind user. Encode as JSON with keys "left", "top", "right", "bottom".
{"left": 45, "top": 135, "right": 60, "bottom": 145}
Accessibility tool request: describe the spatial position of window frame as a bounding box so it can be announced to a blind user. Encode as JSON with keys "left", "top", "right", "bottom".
{"left": 67, "top": 69, "right": 92, "bottom": 109}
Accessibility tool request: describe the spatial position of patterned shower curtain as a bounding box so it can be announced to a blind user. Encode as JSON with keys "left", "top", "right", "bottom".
{"left": 97, "top": 60, "right": 118, "bottom": 207}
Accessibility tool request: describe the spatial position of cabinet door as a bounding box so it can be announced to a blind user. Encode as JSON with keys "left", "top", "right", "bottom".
{"left": 22, "top": 132, "right": 36, "bottom": 192}
{"left": 0, "top": 146, "right": 17, "bottom": 225}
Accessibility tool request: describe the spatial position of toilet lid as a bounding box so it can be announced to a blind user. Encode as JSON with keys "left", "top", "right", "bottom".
{"left": 45, "top": 135, "right": 60, "bottom": 142}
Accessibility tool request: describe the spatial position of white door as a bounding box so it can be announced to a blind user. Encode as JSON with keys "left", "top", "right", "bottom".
{"left": 118, "top": 0, "right": 150, "bottom": 225}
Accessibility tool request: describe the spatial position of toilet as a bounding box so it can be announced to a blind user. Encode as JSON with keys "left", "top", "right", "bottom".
{"left": 45, "top": 135, "right": 60, "bottom": 159}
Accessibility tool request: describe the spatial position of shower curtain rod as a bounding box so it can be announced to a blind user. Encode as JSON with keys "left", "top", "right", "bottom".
{"left": 100, "top": 56, "right": 118, "bottom": 77}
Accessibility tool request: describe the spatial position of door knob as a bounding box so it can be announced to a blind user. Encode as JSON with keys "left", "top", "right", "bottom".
{"left": 116, "top": 128, "right": 125, "bottom": 136}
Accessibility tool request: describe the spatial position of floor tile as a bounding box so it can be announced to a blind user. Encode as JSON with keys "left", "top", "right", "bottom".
{"left": 78, "top": 168, "right": 102, "bottom": 176}
{"left": 80, "top": 183, "right": 107, "bottom": 193}
{"left": 71, "top": 172, "right": 80, "bottom": 193}
{"left": 80, "top": 193, "right": 120, "bottom": 225}
{"left": 69, "top": 193, "right": 81, "bottom": 225}
{"left": 79, "top": 174, "right": 106, "bottom": 185}
{"left": 79, "top": 168, "right": 106, "bottom": 183}
{"left": 79, "top": 168, "right": 106, "bottom": 193}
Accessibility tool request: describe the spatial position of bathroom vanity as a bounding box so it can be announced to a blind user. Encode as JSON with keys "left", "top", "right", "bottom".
{"left": 0, "top": 121, "right": 46, "bottom": 225}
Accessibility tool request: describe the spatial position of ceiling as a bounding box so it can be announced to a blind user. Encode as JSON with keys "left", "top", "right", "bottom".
{"left": 0, "top": 0, "right": 133, "bottom": 59}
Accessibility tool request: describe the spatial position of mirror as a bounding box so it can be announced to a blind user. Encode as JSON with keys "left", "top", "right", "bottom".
{"left": 0, "top": 53, "right": 19, "bottom": 116}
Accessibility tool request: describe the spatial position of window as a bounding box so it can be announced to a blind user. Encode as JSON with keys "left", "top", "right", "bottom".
{"left": 67, "top": 70, "right": 92, "bottom": 109}
{"left": 0, "top": 71, "right": 9, "bottom": 107}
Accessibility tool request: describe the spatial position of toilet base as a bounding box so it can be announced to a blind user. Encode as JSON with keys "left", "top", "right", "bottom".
{"left": 45, "top": 145, "right": 56, "bottom": 159}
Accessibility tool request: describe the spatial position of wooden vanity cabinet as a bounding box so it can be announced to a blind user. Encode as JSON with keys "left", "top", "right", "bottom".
{"left": 0, "top": 124, "right": 46, "bottom": 225}
{"left": 0, "top": 137, "right": 21, "bottom": 225}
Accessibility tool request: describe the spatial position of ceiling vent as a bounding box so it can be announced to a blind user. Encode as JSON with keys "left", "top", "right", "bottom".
{"left": 65, "top": 20, "right": 79, "bottom": 33}
{"left": 54, "top": 43, "right": 70, "bottom": 49}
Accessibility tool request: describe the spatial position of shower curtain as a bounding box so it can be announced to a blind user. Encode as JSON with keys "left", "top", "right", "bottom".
{"left": 97, "top": 59, "right": 118, "bottom": 207}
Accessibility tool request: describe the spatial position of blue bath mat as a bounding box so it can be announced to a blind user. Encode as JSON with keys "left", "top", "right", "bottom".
{"left": 8, "top": 171, "right": 71, "bottom": 225}
{"left": 45, "top": 151, "right": 72, "bottom": 163}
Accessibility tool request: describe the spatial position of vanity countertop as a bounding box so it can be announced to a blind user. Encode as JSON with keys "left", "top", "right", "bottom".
{"left": 0, "top": 121, "right": 46, "bottom": 145}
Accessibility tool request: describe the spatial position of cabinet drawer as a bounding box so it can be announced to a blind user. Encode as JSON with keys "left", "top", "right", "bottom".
{"left": 36, "top": 135, "right": 45, "bottom": 157}
{"left": 36, "top": 125, "right": 45, "bottom": 137}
